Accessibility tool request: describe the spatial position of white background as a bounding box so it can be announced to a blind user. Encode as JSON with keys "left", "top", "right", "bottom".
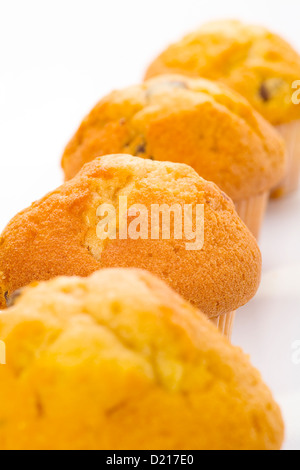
{"left": 0, "top": 0, "right": 299, "bottom": 450}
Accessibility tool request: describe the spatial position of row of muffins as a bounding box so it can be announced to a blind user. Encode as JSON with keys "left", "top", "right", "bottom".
{"left": 0, "top": 18, "right": 298, "bottom": 449}
{"left": 62, "top": 74, "right": 285, "bottom": 238}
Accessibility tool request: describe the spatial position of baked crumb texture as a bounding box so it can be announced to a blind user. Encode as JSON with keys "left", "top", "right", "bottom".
{"left": 0, "top": 268, "right": 284, "bottom": 450}
{"left": 0, "top": 154, "right": 261, "bottom": 317}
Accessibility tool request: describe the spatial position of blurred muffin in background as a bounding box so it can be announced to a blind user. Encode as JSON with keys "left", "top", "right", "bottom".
{"left": 0, "top": 268, "right": 285, "bottom": 450}
{"left": 0, "top": 154, "right": 262, "bottom": 338}
{"left": 145, "top": 19, "right": 300, "bottom": 197}
{"left": 62, "top": 75, "right": 285, "bottom": 238}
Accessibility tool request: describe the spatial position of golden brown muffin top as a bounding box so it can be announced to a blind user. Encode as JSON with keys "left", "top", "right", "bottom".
{"left": 0, "top": 268, "right": 284, "bottom": 450}
{"left": 62, "top": 75, "right": 285, "bottom": 200}
{"left": 0, "top": 154, "right": 261, "bottom": 317}
{"left": 145, "top": 20, "right": 300, "bottom": 125}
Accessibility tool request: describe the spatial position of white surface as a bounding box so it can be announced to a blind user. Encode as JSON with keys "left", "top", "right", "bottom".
{"left": 232, "top": 192, "right": 300, "bottom": 451}
{"left": 0, "top": 0, "right": 300, "bottom": 450}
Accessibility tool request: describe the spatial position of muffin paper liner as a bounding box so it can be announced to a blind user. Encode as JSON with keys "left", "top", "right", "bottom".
{"left": 210, "top": 311, "right": 236, "bottom": 340}
{"left": 211, "top": 192, "right": 269, "bottom": 340}
{"left": 272, "top": 120, "right": 300, "bottom": 198}
{"left": 234, "top": 191, "right": 269, "bottom": 240}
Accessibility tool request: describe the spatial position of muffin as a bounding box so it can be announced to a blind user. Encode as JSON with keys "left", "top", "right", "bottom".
{"left": 0, "top": 154, "right": 262, "bottom": 338}
{"left": 62, "top": 75, "right": 285, "bottom": 238}
{"left": 0, "top": 268, "right": 284, "bottom": 450}
{"left": 145, "top": 19, "right": 300, "bottom": 197}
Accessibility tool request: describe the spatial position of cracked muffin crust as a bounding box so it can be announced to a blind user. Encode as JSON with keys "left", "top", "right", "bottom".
{"left": 0, "top": 154, "right": 261, "bottom": 317}
{"left": 62, "top": 75, "right": 285, "bottom": 202}
{"left": 145, "top": 20, "right": 300, "bottom": 125}
{"left": 0, "top": 268, "right": 284, "bottom": 450}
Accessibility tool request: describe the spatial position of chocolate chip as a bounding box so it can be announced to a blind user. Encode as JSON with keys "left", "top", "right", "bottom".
{"left": 5, "top": 289, "right": 22, "bottom": 308}
{"left": 259, "top": 83, "right": 270, "bottom": 102}
{"left": 259, "top": 78, "right": 284, "bottom": 103}
{"left": 135, "top": 143, "right": 146, "bottom": 155}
